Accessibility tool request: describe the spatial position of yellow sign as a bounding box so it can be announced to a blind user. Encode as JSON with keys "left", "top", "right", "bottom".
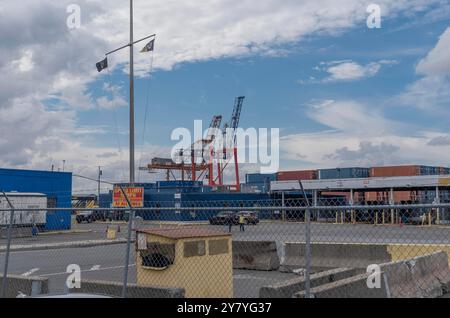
{"left": 113, "top": 187, "right": 144, "bottom": 208}
{"left": 439, "top": 178, "right": 450, "bottom": 186}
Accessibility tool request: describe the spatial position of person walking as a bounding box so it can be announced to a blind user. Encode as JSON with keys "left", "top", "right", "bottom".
{"left": 239, "top": 214, "right": 246, "bottom": 232}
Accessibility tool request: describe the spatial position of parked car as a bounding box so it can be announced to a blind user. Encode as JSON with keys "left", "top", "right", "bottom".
{"left": 236, "top": 211, "right": 260, "bottom": 225}
{"left": 75, "top": 211, "right": 95, "bottom": 223}
{"left": 209, "top": 211, "right": 239, "bottom": 225}
{"left": 75, "top": 209, "right": 108, "bottom": 223}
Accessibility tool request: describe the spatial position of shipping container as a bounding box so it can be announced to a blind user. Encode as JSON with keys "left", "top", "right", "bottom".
{"left": 151, "top": 157, "right": 175, "bottom": 166}
{"left": 318, "top": 168, "right": 369, "bottom": 180}
{"left": 0, "top": 193, "right": 47, "bottom": 227}
{"left": 370, "top": 165, "right": 421, "bottom": 177}
{"left": 277, "top": 170, "right": 317, "bottom": 181}
{"left": 370, "top": 165, "right": 444, "bottom": 177}
{"left": 420, "top": 166, "right": 440, "bottom": 175}
{"left": 241, "top": 184, "right": 265, "bottom": 193}
{"left": 364, "top": 191, "right": 419, "bottom": 203}
{"left": 321, "top": 191, "right": 351, "bottom": 200}
{"left": 245, "top": 173, "right": 277, "bottom": 184}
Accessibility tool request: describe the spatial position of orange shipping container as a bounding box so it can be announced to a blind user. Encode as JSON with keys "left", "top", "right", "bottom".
{"left": 277, "top": 170, "right": 317, "bottom": 181}
{"left": 365, "top": 191, "right": 417, "bottom": 203}
{"left": 370, "top": 165, "right": 421, "bottom": 177}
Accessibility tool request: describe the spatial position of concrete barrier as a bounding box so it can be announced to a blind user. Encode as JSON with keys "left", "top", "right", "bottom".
{"left": 407, "top": 251, "right": 450, "bottom": 298}
{"left": 71, "top": 280, "right": 185, "bottom": 298}
{"left": 294, "top": 272, "right": 390, "bottom": 298}
{"left": 377, "top": 251, "right": 450, "bottom": 298}
{"left": 259, "top": 268, "right": 360, "bottom": 298}
{"left": 233, "top": 241, "right": 280, "bottom": 271}
{"left": 281, "top": 242, "right": 391, "bottom": 272}
{"left": 388, "top": 244, "right": 450, "bottom": 267}
{"left": 378, "top": 259, "right": 421, "bottom": 298}
{"left": 0, "top": 274, "right": 48, "bottom": 298}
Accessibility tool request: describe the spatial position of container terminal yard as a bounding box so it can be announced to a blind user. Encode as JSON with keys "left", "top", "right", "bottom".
{"left": 2, "top": 1, "right": 450, "bottom": 301}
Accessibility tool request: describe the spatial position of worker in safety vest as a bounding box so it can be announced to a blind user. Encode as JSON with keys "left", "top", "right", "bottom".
{"left": 239, "top": 214, "right": 246, "bottom": 232}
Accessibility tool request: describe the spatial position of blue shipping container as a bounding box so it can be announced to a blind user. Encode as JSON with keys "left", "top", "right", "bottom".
{"left": 318, "top": 168, "right": 370, "bottom": 180}
{"left": 245, "top": 173, "right": 277, "bottom": 184}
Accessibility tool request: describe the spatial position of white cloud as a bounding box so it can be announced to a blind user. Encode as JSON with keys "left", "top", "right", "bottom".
{"left": 399, "top": 75, "right": 450, "bottom": 109}
{"left": 307, "top": 99, "right": 398, "bottom": 135}
{"left": 280, "top": 100, "right": 450, "bottom": 169}
{"left": 398, "top": 27, "right": 450, "bottom": 111}
{"left": 308, "top": 59, "right": 397, "bottom": 83}
{"left": 416, "top": 27, "right": 450, "bottom": 76}
{"left": 0, "top": 0, "right": 445, "bottom": 188}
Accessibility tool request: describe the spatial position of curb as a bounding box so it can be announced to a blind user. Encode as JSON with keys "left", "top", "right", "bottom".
{"left": 0, "top": 238, "right": 133, "bottom": 253}
{"left": 38, "top": 230, "right": 92, "bottom": 236}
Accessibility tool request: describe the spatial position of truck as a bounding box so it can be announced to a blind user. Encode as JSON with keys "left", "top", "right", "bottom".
{"left": 0, "top": 193, "right": 47, "bottom": 229}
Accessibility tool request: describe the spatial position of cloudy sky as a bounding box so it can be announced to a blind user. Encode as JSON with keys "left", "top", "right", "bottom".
{"left": 1, "top": 0, "right": 450, "bottom": 193}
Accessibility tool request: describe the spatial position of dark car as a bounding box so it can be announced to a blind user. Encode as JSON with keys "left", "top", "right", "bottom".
{"left": 75, "top": 210, "right": 108, "bottom": 223}
{"left": 236, "top": 211, "right": 259, "bottom": 225}
{"left": 209, "top": 212, "right": 239, "bottom": 225}
{"left": 75, "top": 211, "right": 94, "bottom": 223}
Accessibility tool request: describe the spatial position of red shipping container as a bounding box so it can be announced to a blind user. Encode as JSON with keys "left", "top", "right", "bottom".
{"left": 370, "top": 165, "right": 421, "bottom": 177}
{"left": 322, "top": 192, "right": 351, "bottom": 200}
{"left": 394, "top": 191, "right": 416, "bottom": 202}
{"left": 365, "top": 191, "right": 379, "bottom": 202}
{"left": 277, "top": 170, "right": 317, "bottom": 181}
{"left": 365, "top": 191, "right": 417, "bottom": 203}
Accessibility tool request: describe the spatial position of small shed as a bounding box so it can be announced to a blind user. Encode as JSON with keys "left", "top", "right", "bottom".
{"left": 135, "top": 227, "right": 233, "bottom": 298}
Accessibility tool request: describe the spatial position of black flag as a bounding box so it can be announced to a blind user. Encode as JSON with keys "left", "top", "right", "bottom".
{"left": 96, "top": 57, "right": 108, "bottom": 72}
{"left": 141, "top": 39, "right": 155, "bottom": 53}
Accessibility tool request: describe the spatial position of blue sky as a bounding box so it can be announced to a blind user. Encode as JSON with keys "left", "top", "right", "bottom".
{"left": 80, "top": 14, "right": 450, "bottom": 168}
{"left": 1, "top": 0, "right": 450, "bottom": 190}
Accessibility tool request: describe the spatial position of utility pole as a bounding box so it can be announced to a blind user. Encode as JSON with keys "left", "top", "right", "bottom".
{"left": 62, "top": 160, "right": 66, "bottom": 172}
{"left": 98, "top": 166, "right": 102, "bottom": 205}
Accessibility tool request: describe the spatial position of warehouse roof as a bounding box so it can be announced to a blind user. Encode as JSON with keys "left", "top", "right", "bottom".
{"left": 137, "top": 227, "right": 231, "bottom": 239}
{"left": 270, "top": 175, "right": 450, "bottom": 192}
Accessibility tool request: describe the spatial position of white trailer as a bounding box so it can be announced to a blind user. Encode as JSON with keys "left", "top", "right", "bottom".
{"left": 0, "top": 193, "right": 47, "bottom": 228}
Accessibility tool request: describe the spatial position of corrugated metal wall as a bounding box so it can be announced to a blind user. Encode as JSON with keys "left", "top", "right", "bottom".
{"left": 0, "top": 168, "right": 72, "bottom": 230}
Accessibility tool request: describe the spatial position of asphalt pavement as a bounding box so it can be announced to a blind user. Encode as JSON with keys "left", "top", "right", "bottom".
{"left": 1, "top": 220, "right": 450, "bottom": 298}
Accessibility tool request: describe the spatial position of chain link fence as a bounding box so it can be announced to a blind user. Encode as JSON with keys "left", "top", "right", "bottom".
{"left": 1, "top": 197, "right": 450, "bottom": 298}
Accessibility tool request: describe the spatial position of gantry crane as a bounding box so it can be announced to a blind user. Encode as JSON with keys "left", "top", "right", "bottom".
{"left": 216, "top": 96, "right": 245, "bottom": 191}
{"left": 142, "top": 97, "right": 244, "bottom": 191}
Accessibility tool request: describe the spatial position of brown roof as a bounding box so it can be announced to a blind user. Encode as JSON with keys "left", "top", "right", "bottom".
{"left": 136, "top": 227, "right": 231, "bottom": 240}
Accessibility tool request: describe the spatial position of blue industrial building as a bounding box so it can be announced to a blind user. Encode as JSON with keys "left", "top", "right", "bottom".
{"left": 0, "top": 168, "right": 72, "bottom": 230}
{"left": 112, "top": 181, "right": 272, "bottom": 222}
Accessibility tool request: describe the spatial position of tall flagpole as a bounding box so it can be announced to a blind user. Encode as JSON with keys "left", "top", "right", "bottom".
{"left": 99, "top": 1, "right": 154, "bottom": 184}
{"left": 129, "top": 0, "right": 135, "bottom": 184}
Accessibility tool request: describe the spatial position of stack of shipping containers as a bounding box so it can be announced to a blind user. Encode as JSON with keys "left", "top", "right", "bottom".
{"left": 242, "top": 173, "right": 277, "bottom": 193}
{"left": 367, "top": 165, "right": 449, "bottom": 203}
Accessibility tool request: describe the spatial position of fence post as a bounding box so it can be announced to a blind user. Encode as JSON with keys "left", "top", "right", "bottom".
{"left": 122, "top": 208, "right": 135, "bottom": 298}
{"left": 1, "top": 192, "right": 15, "bottom": 298}
{"left": 298, "top": 181, "right": 312, "bottom": 299}
{"left": 305, "top": 207, "right": 312, "bottom": 298}
{"left": 118, "top": 186, "right": 135, "bottom": 299}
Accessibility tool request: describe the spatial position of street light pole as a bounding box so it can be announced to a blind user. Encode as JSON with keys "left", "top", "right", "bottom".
{"left": 129, "top": 0, "right": 135, "bottom": 185}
